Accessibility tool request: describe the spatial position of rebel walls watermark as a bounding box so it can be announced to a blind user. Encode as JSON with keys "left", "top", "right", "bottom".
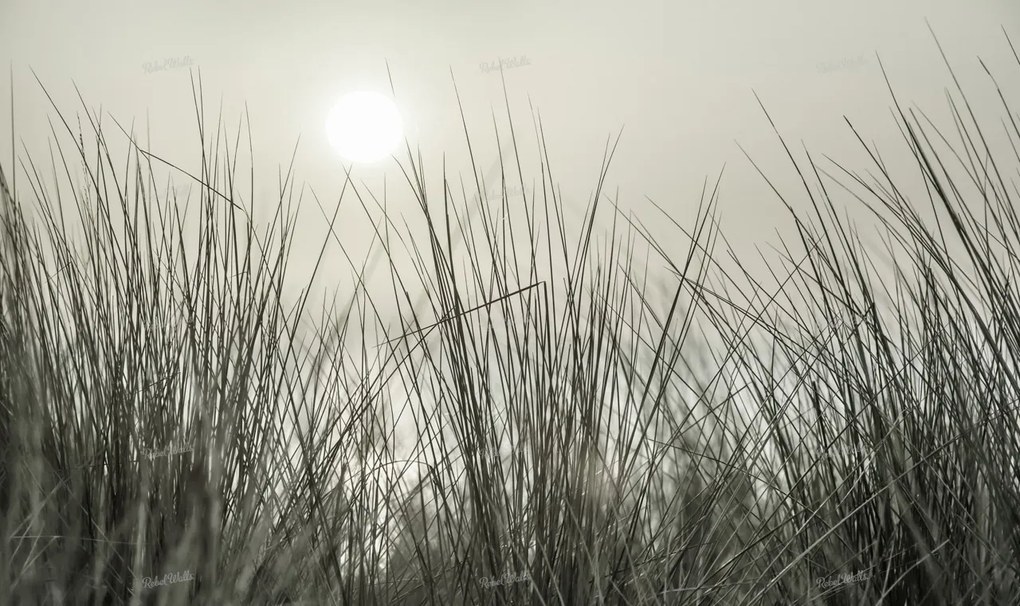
{"left": 471, "top": 183, "right": 526, "bottom": 203}
{"left": 480, "top": 570, "right": 529, "bottom": 589}
{"left": 816, "top": 570, "right": 869, "bottom": 589}
{"left": 480, "top": 55, "right": 531, "bottom": 74}
{"left": 816, "top": 54, "right": 870, "bottom": 74}
{"left": 140, "top": 569, "right": 195, "bottom": 590}
{"left": 142, "top": 442, "right": 193, "bottom": 460}
{"left": 142, "top": 56, "right": 196, "bottom": 75}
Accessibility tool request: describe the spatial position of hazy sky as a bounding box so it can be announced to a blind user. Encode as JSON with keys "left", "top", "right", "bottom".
{"left": 2, "top": 0, "right": 1019, "bottom": 327}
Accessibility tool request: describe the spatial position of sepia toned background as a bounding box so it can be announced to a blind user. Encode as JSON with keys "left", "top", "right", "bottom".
{"left": 1, "top": 0, "right": 1018, "bottom": 329}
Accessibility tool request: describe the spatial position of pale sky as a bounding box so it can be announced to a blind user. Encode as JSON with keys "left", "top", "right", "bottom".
{"left": 2, "top": 0, "right": 1018, "bottom": 329}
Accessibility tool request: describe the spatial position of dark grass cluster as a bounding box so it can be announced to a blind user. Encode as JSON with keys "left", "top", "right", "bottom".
{"left": 2, "top": 30, "right": 1020, "bottom": 605}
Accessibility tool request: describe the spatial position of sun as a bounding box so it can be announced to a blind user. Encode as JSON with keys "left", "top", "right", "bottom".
{"left": 325, "top": 91, "right": 404, "bottom": 164}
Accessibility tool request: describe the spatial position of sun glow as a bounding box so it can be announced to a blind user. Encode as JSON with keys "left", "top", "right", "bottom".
{"left": 325, "top": 91, "right": 404, "bottom": 164}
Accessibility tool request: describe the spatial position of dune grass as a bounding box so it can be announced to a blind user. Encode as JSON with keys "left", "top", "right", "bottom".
{"left": 3, "top": 31, "right": 1020, "bottom": 605}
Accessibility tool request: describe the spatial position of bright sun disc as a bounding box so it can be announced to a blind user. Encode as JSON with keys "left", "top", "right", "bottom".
{"left": 326, "top": 91, "right": 404, "bottom": 164}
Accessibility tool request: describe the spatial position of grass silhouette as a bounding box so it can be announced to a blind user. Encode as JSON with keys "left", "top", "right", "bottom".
{"left": 3, "top": 28, "right": 1020, "bottom": 605}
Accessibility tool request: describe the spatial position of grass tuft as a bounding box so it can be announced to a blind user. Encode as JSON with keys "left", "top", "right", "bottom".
{"left": 3, "top": 30, "right": 1020, "bottom": 605}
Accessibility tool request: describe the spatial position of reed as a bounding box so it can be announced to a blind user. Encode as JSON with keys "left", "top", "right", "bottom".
{"left": 2, "top": 30, "right": 1019, "bottom": 605}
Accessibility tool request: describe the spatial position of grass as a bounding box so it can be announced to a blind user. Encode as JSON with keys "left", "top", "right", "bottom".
{"left": 3, "top": 29, "right": 1020, "bottom": 605}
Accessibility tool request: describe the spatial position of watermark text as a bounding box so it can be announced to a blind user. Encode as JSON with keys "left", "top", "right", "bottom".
{"left": 480, "top": 55, "right": 531, "bottom": 74}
